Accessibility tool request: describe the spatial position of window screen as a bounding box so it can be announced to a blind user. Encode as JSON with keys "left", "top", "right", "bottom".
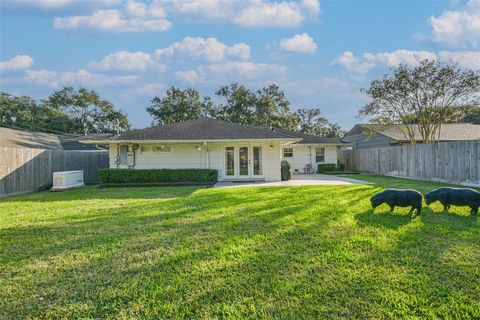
{"left": 315, "top": 147, "right": 325, "bottom": 163}
{"left": 283, "top": 148, "right": 293, "bottom": 158}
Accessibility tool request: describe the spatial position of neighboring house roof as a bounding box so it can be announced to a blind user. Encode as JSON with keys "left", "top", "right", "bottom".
{"left": 344, "top": 123, "right": 480, "bottom": 142}
{"left": 0, "top": 127, "right": 109, "bottom": 150}
{"left": 254, "top": 126, "right": 344, "bottom": 144}
{"left": 0, "top": 127, "right": 63, "bottom": 149}
{"left": 58, "top": 134, "right": 111, "bottom": 150}
{"left": 105, "top": 118, "right": 302, "bottom": 142}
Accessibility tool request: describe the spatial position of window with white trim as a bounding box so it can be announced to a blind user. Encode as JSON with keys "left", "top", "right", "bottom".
{"left": 315, "top": 147, "right": 325, "bottom": 163}
{"left": 140, "top": 145, "right": 171, "bottom": 154}
{"left": 119, "top": 145, "right": 128, "bottom": 164}
{"left": 283, "top": 147, "right": 293, "bottom": 158}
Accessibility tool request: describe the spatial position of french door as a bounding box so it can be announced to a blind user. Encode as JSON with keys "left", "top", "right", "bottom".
{"left": 225, "top": 146, "right": 264, "bottom": 180}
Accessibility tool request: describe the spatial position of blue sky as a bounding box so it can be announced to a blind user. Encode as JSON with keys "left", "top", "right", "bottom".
{"left": 1, "top": 0, "right": 479, "bottom": 130}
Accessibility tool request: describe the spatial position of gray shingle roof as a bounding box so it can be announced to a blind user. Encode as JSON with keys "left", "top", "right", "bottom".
{"left": 254, "top": 126, "right": 344, "bottom": 144}
{"left": 0, "top": 127, "right": 62, "bottom": 149}
{"left": 111, "top": 118, "right": 301, "bottom": 141}
{"left": 0, "top": 127, "right": 109, "bottom": 150}
{"left": 346, "top": 123, "right": 480, "bottom": 141}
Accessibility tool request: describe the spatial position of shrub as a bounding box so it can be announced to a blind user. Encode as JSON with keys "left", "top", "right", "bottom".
{"left": 99, "top": 168, "right": 218, "bottom": 184}
{"left": 337, "top": 163, "right": 346, "bottom": 171}
{"left": 317, "top": 163, "right": 337, "bottom": 172}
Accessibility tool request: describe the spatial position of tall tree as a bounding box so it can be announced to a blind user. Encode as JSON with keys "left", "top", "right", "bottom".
{"left": 147, "top": 86, "right": 209, "bottom": 125}
{"left": 210, "top": 82, "right": 300, "bottom": 129}
{"left": 360, "top": 60, "right": 480, "bottom": 143}
{"left": 294, "top": 108, "right": 344, "bottom": 138}
{"left": 45, "top": 87, "right": 130, "bottom": 134}
{"left": 211, "top": 83, "right": 257, "bottom": 125}
{"left": 144, "top": 83, "right": 344, "bottom": 138}
{"left": 0, "top": 92, "right": 72, "bottom": 133}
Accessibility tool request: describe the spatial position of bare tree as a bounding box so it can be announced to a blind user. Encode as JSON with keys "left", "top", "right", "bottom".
{"left": 360, "top": 60, "right": 480, "bottom": 143}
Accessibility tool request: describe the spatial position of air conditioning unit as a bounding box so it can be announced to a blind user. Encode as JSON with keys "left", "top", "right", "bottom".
{"left": 51, "top": 170, "right": 85, "bottom": 191}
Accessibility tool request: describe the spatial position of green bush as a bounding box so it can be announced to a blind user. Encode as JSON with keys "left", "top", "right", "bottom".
{"left": 317, "top": 163, "right": 337, "bottom": 172}
{"left": 337, "top": 163, "right": 345, "bottom": 171}
{"left": 99, "top": 168, "right": 218, "bottom": 184}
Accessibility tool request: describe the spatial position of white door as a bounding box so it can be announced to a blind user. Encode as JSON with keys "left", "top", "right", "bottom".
{"left": 224, "top": 146, "right": 264, "bottom": 180}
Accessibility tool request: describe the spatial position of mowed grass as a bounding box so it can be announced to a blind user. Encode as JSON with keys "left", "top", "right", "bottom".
{"left": 0, "top": 176, "right": 479, "bottom": 319}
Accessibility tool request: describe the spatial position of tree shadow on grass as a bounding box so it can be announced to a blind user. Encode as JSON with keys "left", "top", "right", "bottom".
{"left": 0, "top": 185, "right": 202, "bottom": 202}
{"left": 355, "top": 209, "right": 414, "bottom": 230}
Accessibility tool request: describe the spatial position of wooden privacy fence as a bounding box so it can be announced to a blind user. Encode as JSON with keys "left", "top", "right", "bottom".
{"left": 0, "top": 147, "right": 109, "bottom": 198}
{"left": 341, "top": 140, "right": 480, "bottom": 186}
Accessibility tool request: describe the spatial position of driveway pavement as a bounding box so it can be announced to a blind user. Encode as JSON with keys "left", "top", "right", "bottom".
{"left": 214, "top": 174, "right": 372, "bottom": 188}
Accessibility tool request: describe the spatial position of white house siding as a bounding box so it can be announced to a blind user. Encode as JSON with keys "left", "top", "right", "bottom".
{"left": 108, "top": 141, "right": 283, "bottom": 182}
{"left": 282, "top": 144, "right": 338, "bottom": 173}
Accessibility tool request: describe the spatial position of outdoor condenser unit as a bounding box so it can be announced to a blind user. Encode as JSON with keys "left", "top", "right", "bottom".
{"left": 51, "top": 170, "right": 85, "bottom": 191}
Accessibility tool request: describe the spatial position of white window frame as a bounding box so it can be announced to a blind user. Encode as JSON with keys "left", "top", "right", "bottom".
{"left": 119, "top": 145, "right": 128, "bottom": 164}
{"left": 315, "top": 147, "right": 325, "bottom": 163}
{"left": 140, "top": 145, "right": 172, "bottom": 154}
{"left": 283, "top": 147, "right": 294, "bottom": 158}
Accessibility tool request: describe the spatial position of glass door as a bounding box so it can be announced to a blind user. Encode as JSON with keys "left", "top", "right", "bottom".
{"left": 239, "top": 146, "right": 249, "bottom": 177}
{"left": 225, "top": 146, "right": 264, "bottom": 180}
{"left": 225, "top": 147, "right": 235, "bottom": 177}
{"left": 252, "top": 146, "right": 263, "bottom": 177}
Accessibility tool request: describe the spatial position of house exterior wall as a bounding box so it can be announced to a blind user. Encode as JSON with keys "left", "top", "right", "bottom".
{"left": 281, "top": 144, "right": 338, "bottom": 173}
{"left": 108, "top": 141, "right": 283, "bottom": 182}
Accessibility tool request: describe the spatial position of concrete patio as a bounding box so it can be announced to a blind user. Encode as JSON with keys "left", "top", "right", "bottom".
{"left": 214, "top": 174, "right": 373, "bottom": 188}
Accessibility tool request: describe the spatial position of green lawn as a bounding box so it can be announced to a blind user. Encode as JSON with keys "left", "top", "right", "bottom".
{"left": 1, "top": 175, "right": 479, "bottom": 319}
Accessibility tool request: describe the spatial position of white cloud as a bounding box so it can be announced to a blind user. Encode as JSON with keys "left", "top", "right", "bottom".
{"left": 197, "top": 61, "right": 286, "bottom": 79}
{"left": 331, "top": 51, "right": 374, "bottom": 74}
{"left": 0, "top": 55, "right": 34, "bottom": 72}
{"left": 234, "top": 0, "right": 319, "bottom": 27}
{"left": 333, "top": 49, "right": 480, "bottom": 74}
{"left": 280, "top": 33, "right": 317, "bottom": 54}
{"left": 438, "top": 51, "right": 480, "bottom": 69}
{"left": 332, "top": 50, "right": 437, "bottom": 73}
{"left": 133, "top": 83, "right": 165, "bottom": 95}
{"left": 162, "top": 0, "right": 319, "bottom": 27}
{"left": 321, "top": 77, "right": 348, "bottom": 88}
{"left": 175, "top": 70, "right": 200, "bottom": 84}
{"left": 428, "top": 0, "right": 480, "bottom": 48}
{"left": 363, "top": 50, "right": 437, "bottom": 67}
{"left": 154, "top": 37, "right": 250, "bottom": 62}
{"left": 53, "top": 1, "right": 171, "bottom": 32}
{"left": 25, "top": 69, "right": 137, "bottom": 88}
{"left": 7, "top": 0, "right": 120, "bottom": 9}
{"left": 88, "top": 51, "right": 164, "bottom": 71}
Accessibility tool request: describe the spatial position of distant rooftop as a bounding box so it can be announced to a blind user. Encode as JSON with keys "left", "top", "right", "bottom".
{"left": 344, "top": 123, "right": 480, "bottom": 142}
{"left": 0, "top": 127, "right": 110, "bottom": 150}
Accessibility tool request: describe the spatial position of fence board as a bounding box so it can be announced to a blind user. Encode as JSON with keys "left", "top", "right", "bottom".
{"left": 341, "top": 141, "right": 480, "bottom": 186}
{"left": 0, "top": 147, "right": 109, "bottom": 198}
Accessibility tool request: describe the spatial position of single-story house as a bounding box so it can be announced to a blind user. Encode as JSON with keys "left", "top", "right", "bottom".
{"left": 343, "top": 123, "right": 480, "bottom": 149}
{"left": 0, "top": 127, "right": 110, "bottom": 150}
{"left": 83, "top": 118, "right": 345, "bottom": 182}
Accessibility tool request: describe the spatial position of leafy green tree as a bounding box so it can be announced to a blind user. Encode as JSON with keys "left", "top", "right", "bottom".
{"left": 147, "top": 86, "right": 210, "bottom": 125}
{"left": 445, "top": 104, "right": 480, "bottom": 124}
{"left": 360, "top": 60, "right": 480, "bottom": 143}
{"left": 0, "top": 92, "right": 37, "bottom": 125}
{"left": 211, "top": 83, "right": 257, "bottom": 125}
{"left": 145, "top": 82, "right": 344, "bottom": 138}
{"left": 0, "top": 92, "right": 71, "bottom": 133}
{"left": 293, "top": 108, "right": 344, "bottom": 138}
{"left": 210, "top": 83, "right": 299, "bottom": 130}
{"left": 45, "top": 87, "right": 130, "bottom": 134}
